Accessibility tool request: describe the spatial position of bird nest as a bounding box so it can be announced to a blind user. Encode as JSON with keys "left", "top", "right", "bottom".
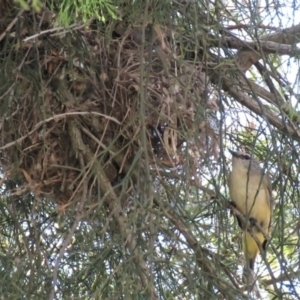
{"left": 0, "top": 12, "right": 218, "bottom": 209}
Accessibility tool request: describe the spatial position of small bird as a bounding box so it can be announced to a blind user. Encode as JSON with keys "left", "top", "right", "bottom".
{"left": 228, "top": 149, "right": 272, "bottom": 278}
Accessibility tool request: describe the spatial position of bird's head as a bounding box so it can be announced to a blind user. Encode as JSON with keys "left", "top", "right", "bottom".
{"left": 228, "top": 149, "right": 261, "bottom": 172}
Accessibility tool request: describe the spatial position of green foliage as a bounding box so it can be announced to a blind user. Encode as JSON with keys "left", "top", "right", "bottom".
{"left": 16, "top": 0, "right": 43, "bottom": 11}
{"left": 57, "top": 0, "right": 119, "bottom": 25}
{"left": 17, "top": 0, "right": 119, "bottom": 24}
{"left": 281, "top": 102, "right": 300, "bottom": 123}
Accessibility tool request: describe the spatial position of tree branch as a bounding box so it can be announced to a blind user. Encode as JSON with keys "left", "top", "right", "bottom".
{"left": 155, "top": 197, "right": 245, "bottom": 298}
{"left": 234, "top": 22, "right": 300, "bottom": 70}
{"left": 68, "top": 119, "right": 159, "bottom": 299}
{"left": 220, "top": 74, "right": 300, "bottom": 142}
{"left": 220, "top": 37, "right": 298, "bottom": 56}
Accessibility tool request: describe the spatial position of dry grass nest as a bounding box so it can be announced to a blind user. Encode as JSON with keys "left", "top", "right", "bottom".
{"left": 0, "top": 17, "right": 219, "bottom": 209}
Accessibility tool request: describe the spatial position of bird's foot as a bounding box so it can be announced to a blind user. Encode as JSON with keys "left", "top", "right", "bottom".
{"left": 229, "top": 201, "right": 237, "bottom": 208}
{"left": 262, "top": 239, "right": 268, "bottom": 251}
{"left": 249, "top": 217, "right": 257, "bottom": 227}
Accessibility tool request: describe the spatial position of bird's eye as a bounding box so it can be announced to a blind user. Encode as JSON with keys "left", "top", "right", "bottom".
{"left": 243, "top": 154, "right": 250, "bottom": 160}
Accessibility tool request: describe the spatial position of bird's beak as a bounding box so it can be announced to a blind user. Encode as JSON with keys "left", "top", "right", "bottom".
{"left": 228, "top": 149, "right": 238, "bottom": 157}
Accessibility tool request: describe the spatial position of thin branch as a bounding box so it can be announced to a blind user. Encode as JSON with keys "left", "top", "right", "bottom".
{"left": 229, "top": 204, "right": 295, "bottom": 296}
{"left": 262, "top": 23, "right": 300, "bottom": 45}
{"left": 0, "top": 111, "right": 121, "bottom": 151}
{"left": 155, "top": 197, "right": 245, "bottom": 299}
{"left": 233, "top": 22, "right": 300, "bottom": 70}
{"left": 261, "top": 268, "right": 300, "bottom": 286}
{"left": 68, "top": 120, "right": 159, "bottom": 300}
{"left": 0, "top": 9, "right": 25, "bottom": 42}
{"left": 49, "top": 175, "right": 88, "bottom": 300}
{"left": 221, "top": 75, "right": 300, "bottom": 142}
{"left": 225, "top": 24, "right": 277, "bottom": 31}
{"left": 220, "top": 37, "right": 299, "bottom": 56}
{"left": 22, "top": 23, "right": 85, "bottom": 42}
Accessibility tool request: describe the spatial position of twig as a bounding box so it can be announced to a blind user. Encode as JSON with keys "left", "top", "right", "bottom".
{"left": 222, "top": 76, "right": 300, "bottom": 141}
{"left": 229, "top": 204, "right": 282, "bottom": 296}
{"left": 48, "top": 177, "right": 87, "bottom": 300}
{"left": 0, "top": 9, "right": 25, "bottom": 42}
{"left": 225, "top": 24, "right": 277, "bottom": 30}
{"left": 68, "top": 119, "right": 159, "bottom": 299}
{"left": 157, "top": 198, "right": 244, "bottom": 298}
{"left": 261, "top": 268, "right": 300, "bottom": 286}
{"left": 23, "top": 23, "right": 84, "bottom": 42}
{"left": 220, "top": 37, "right": 298, "bottom": 56}
{"left": 97, "top": 167, "right": 159, "bottom": 299}
{"left": 0, "top": 111, "right": 121, "bottom": 151}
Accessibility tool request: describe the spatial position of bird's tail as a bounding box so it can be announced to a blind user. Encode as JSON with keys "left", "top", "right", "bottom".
{"left": 242, "top": 230, "right": 265, "bottom": 283}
